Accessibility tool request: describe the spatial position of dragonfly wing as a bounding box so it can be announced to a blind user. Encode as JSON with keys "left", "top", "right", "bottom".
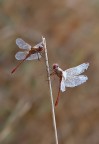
{"left": 65, "top": 75, "right": 88, "bottom": 87}
{"left": 60, "top": 79, "right": 66, "bottom": 92}
{"left": 65, "top": 63, "right": 89, "bottom": 77}
{"left": 15, "top": 51, "right": 29, "bottom": 60}
{"left": 26, "top": 53, "right": 41, "bottom": 60}
{"left": 16, "top": 38, "right": 31, "bottom": 50}
{"left": 34, "top": 41, "right": 43, "bottom": 48}
{"left": 62, "top": 71, "right": 67, "bottom": 80}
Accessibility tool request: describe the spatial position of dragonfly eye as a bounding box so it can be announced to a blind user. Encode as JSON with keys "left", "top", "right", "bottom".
{"left": 39, "top": 43, "right": 43, "bottom": 48}
{"left": 53, "top": 63, "right": 59, "bottom": 69}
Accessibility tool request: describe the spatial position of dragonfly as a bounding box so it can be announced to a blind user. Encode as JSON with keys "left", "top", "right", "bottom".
{"left": 50, "top": 63, "right": 89, "bottom": 106}
{"left": 11, "top": 38, "right": 44, "bottom": 74}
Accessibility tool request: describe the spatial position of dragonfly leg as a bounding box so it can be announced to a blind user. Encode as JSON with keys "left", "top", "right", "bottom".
{"left": 37, "top": 52, "right": 40, "bottom": 61}
{"left": 39, "top": 52, "right": 43, "bottom": 57}
{"left": 50, "top": 71, "right": 55, "bottom": 76}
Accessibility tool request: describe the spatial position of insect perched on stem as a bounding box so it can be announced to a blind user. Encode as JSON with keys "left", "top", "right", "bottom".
{"left": 11, "top": 38, "right": 44, "bottom": 74}
{"left": 50, "top": 63, "right": 89, "bottom": 106}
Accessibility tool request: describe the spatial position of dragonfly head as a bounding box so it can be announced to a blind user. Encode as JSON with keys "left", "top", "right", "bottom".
{"left": 53, "top": 63, "right": 59, "bottom": 70}
{"left": 38, "top": 45, "right": 44, "bottom": 51}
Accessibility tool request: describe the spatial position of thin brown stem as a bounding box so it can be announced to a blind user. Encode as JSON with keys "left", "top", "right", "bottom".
{"left": 42, "top": 37, "right": 59, "bottom": 144}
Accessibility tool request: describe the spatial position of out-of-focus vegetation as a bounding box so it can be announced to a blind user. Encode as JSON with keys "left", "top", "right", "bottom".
{"left": 0, "top": 0, "right": 99, "bottom": 144}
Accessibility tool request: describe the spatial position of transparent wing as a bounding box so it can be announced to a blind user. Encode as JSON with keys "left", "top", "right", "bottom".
{"left": 65, "top": 63, "right": 89, "bottom": 77}
{"left": 26, "top": 53, "right": 41, "bottom": 60}
{"left": 34, "top": 41, "right": 43, "bottom": 48}
{"left": 15, "top": 51, "right": 29, "bottom": 60}
{"left": 65, "top": 75, "right": 88, "bottom": 87}
{"left": 62, "top": 71, "right": 67, "bottom": 80}
{"left": 16, "top": 38, "right": 31, "bottom": 50}
{"left": 60, "top": 79, "right": 66, "bottom": 92}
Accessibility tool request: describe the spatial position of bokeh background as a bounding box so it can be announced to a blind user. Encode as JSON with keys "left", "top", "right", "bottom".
{"left": 0, "top": 0, "right": 99, "bottom": 144}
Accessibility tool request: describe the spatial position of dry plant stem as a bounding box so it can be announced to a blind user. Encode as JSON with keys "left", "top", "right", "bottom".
{"left": 42, "top": 37, "right": 58, "bottom": 144}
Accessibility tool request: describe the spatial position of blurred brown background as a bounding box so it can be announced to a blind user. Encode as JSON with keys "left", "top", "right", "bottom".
{"left": 0, "top": 0, "right": 99, "bottom": 144}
